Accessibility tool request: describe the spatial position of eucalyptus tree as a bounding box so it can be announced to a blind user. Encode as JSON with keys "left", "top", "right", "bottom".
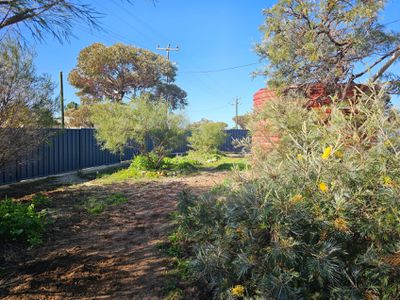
{"left": 256, "top": 0, "right": 400, "bottom": 95}
{"left": 69, "top": 43, "right": 188, "bottom": 108}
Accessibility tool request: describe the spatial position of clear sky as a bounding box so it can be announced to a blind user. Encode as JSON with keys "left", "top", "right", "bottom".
{"left": 29, "top": 0, "right": 400, "bottom": 128}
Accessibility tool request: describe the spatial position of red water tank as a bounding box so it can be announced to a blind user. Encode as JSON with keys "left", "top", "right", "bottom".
{"left": 252, "top": 88, "right": 279, "bottom": 151}
{"left": 252, "top": 84, "right": 370, "bottom": 152}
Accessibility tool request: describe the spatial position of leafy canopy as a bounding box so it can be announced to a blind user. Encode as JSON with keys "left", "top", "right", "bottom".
{"left": 256, "top": 0, "right": 400, "bottom": 93}
{"left": 69, "top": 43, "right": 187, "bottom": 108}
{"left": 0, "top": 0, "right": 100, "bottom": 42}
{"left": 188, "top": 121, "right": 227, "bottom": 154}
{"left": 90, "top": 95, "right": 187, "bottom": 159}
{"left": 0, "top": 40, "right": 56, "bottom": 168}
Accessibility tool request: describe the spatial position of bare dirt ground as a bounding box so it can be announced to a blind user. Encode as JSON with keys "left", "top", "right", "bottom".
{"left": 0, "top": 172, "right": 227, "bottom": 300}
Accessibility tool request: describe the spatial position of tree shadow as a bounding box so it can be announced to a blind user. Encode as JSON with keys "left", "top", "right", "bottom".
{"left": 0, "top": 175, "right": 220, "bottom": 299}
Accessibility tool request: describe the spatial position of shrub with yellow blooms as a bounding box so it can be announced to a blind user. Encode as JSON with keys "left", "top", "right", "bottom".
{"left": 175, "top": 87, "right": 400, "bottom": 299}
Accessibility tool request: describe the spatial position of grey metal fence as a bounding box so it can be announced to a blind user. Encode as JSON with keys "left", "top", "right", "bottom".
{"left": 0, "top": 128, "right": 248, "bottom": 185}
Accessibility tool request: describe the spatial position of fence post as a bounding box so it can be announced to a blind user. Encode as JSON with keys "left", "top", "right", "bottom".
{"left": 78, "top": 129, "right": 81, "bottom": 169}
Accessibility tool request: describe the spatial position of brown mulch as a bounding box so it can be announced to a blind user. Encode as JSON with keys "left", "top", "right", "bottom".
{"left": 0, "top": 172, "right": 226, "bottom": 300}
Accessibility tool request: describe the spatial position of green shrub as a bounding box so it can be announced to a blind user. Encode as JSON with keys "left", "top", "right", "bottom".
{"left": 176, "top": 89, "right": 400, "bottom": 299}
{"left": 0, "top": 197, "right": 48, "bottom": 246}
{"left": 131, "top": 153, "right": 161, "bottom": 171}
{"left": 130, "top": 154, "right": 198, "bottom": 174}
{"left": 188, "top": 122, "right": 227, "bottom": 154}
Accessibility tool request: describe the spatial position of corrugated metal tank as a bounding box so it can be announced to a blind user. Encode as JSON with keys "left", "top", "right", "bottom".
{"left": 252, "top": 88, "right": 279, "bottom": 151}
{"left": 252, "top": 84, "right": 370, "bottom": 151}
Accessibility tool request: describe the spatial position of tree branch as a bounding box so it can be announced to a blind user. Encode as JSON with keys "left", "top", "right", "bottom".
{"left": 351, "top": 46, "right": 400, "bottom": 81}
{"left": 372, "top": 46, "right": 400, "bottom": 82}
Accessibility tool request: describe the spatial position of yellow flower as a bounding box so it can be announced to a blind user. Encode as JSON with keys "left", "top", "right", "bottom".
{"left": 296, "top": 154, "right": 304, "bottom": 161}
{"left": 319, "top": 182, "right": 328, "bottom": 193}
{"left": 291, "top": 194, "right": 304, "bottom": 204}
{"left": 321, "top": 146, "right": 332, "bottom": 160}
{"left": 383, "top": 176, "right": 394, "bottom": 186}
{"left": 334, "top": 150, "right": 343, "bottom": 159}
{"left": 230, "top": 285, "right": 245, "bottom": 297}
{"left": 334, "top": 217, "right": 349, "bottom": 232}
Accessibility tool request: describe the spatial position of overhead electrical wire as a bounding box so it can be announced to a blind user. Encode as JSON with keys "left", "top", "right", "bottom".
{"left": 181, "top": 62, "right": 260, "bottom": 74}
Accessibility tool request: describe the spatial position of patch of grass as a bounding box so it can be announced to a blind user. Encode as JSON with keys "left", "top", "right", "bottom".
{"left": 81, "top": 193, "right": 127, "bottom": 215}
{"left": 213, "top": 161, "right": 248, "bottom": 171}
{"left": 93, "top": 153, "right": 249, "bottom": 184}
{"left": 96, "top": 167, "right": 161, "bottom": 183}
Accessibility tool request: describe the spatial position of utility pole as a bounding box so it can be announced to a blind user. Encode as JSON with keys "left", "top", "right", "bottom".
{"left": 156, "top": 44, "right": 180, "bottom": 110}
{"left": 233, "top": 97, "right": 240, "bottom": 129}
{"left": 156, "top": 43, "right": 179, "bottom": 61}
{"left": 59, "top": 71, "right": 65, "bottom": 129}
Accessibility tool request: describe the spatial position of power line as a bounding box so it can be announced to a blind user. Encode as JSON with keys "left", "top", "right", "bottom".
{"left": 181, "top": 62, "right": 259, "bottom": 74}
{"left": 383, "top": 18, "right": 400, "bottom": 26}
{"left": 156, "top": 43, "right": 179, "bottom": 61}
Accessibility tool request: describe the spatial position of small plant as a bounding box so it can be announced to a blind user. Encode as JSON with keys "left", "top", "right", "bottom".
{"left": 81, "top": 193, "right": 127, "bottom": 215}
{"left": 0, "top": 197, "right": 48, "bottom": 246}
{"left": 31, "top": 193, "right": 51, "bottom": 207}
{"left": 131, "top": 153, "right": 160, "bottom": 171}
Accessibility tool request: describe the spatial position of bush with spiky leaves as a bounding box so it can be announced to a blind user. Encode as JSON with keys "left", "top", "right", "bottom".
{"left": 176, "top": 87, "right": 400, "bottom": 299}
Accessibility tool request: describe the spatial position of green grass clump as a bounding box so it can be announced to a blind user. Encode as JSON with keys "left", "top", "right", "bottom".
{"left": 81, "top": 193, "right": 127, "bottom": 215}
{"left": 96, "top": 153, "right": 248, "bottom": 184}
{"left": 0, "top": 194, "right": 49, "bottom": 246}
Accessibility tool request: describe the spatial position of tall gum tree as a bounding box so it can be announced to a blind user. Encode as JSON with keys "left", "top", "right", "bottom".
{"left": 68, "top": 43, "right": 187, "bottom": 108}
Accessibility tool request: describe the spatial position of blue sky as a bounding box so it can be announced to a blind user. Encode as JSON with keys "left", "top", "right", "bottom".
{"left": 29, "top": 0, "right": 400, "bottom": 127}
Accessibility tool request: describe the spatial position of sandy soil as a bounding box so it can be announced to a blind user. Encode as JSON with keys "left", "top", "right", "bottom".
{"left": 0, "top": 172, "right": 227, "bottom": 300}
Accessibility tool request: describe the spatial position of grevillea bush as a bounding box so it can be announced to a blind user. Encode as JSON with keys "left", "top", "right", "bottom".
{"left": 175, "top": 88, "right": 400, "bottom": 299}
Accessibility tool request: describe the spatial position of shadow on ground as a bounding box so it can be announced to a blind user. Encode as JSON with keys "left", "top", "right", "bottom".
{"left": 0, "top": 173, "right": 226, "bottom": 300}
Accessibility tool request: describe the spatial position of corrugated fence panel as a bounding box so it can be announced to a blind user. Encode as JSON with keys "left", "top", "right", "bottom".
{"left": 221, "top": 129, "right": 249, "bottom": 152}
{"left": 0, "top": 128, "right": 249, "bottom": 185}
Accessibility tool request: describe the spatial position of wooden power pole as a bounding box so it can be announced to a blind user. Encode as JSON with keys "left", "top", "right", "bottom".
{"left": 233, "top": 97, "right": 240, "bottom": 129}
{"left": 156, "top": 43, "right": 179, "bottom": 61}
{"left": 60, "top": 71, "right": 65, "bottom": 129}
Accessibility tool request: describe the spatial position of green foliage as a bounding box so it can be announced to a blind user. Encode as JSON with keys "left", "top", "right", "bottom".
{"left": 131, "top": 153, "right": 161, "bottom": 171}
{"left": 0, "top": 196, "right": 48, "bottom": 246}
{"left": 81, "top": 193, "right": 127, "bottom": 215}
{"left": 96, "top": 167, "right": 161, "bottom": 183}
{"left": 68, "top": 43, "right": 187, "bottom": 107}
{"left": 256, "top": 0, "right": 400, "bottom": 92}
{"left": 176, "top": 89, "right": 400, "bottom": 298}
{"left": 0, "top": 0, "right": 100, "bottom": 42}
{"left": 0, "top": 40, "right": 56, "bottom": 169}
{"left": 97, "top": 155, "right": 248, "bottom": 183}
{"left": 130, "top": 154, "right": 198, "bottom": 174}
{"left": 90, "top": 95, "right": 187, "bottom": 158}
{"left": 188, "top": 122, "right": 227, "bottom": 154}
{"left": 162, "top": 156, "right": 199, "bottom": 173}
{"left": 233, "top": 113, "right": 251, "bottom": 130}
{"left": 31, "top": 193, "right": 51, "bottom": 207}
{"left": 64, "top": 104, "right": 93, "bottom": 128}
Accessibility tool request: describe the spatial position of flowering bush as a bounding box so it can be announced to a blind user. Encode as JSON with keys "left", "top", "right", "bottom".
{"left": 176, "top": 88, "right": 400, "bottom": 299}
